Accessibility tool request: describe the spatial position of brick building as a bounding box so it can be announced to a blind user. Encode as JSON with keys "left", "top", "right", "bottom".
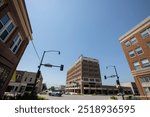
{"left": 119, "top": 16, "right": 150, "bottom": 99}
{"left": 0, "top": 0, "right": 32, "bottom": 98}
{"left": 66, "top": 55, "right": 102, "bottom": 94}
{"left": 66, "top": 56, "right": 135, "bottom": 96}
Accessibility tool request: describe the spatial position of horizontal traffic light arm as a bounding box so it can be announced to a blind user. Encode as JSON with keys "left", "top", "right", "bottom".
{"left": 41, "top": 63, "right": 64, "bottom": 71}
{"left": 104, "top": 75, "right": 118, "bottom": 79}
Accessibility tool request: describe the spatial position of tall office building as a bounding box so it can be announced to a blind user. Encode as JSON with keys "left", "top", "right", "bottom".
{"left": 119, "top": 16, "right": 150, "bottom": 99}
{"left": 0, "top": 0, "right": 32, "bottom": 98}
{"left": 66, "top": 55, "right": 102, "bottom": 94}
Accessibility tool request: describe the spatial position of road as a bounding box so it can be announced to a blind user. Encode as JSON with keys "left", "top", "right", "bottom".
{"left": 38, "top": 94, "right": 123, "bottom": 100}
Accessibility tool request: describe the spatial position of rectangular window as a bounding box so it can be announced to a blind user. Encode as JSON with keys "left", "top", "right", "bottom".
{"left": 90, "top": 79, "right": 94, "bottom": 82}
{"left": 133, "top": 61, "right": 141, "bottom": 70}
{"left": 130, "top": 37, "right": 137, "bottom": 45}
{"left": 141, "top": 76, "right": 150, "bottom": 83}
{"left": 24, "top": 77, "right": 27, "bottom": 82}
{"left": 29, "top": 78, "right": 32, "bottom": 82}
{"left": 10, "top": 34, "right": 22, "bottom": 54}
{"left": 141, "top": 78, "right": 146, "bottom": 83}
{"left": 16, "top": 74, "right": 21, "bottom": 82}
{"left": 84, "top": 78, "right": 88, "bottom": 81}
{"left": 129, "top": 50, "right": 135, "bottom": 57}
{"left": 95, "top": 79, "right": 100, "bottom": 82}
{"left": 144, "top": 87, "right": 150, "bottom": 94}
{"left": 147, "top": 42, "right": 150, "bottom": 48}
{"left": 0, "top": 14, "right": 15, "bottom": 42}
{"left": 135, "top": 47, "right": 143, "bottom": 55}
{"left": 125, "top": 41, "right": 131, "bottom": 47}
{"left": 1, "top": 14, "right": 10, "bottom": 25}
{"left": 141, "top": 59, "right": 150, "bottom": 68}
{"left": 141, "top": 28, "right": 150, "bottom": 38}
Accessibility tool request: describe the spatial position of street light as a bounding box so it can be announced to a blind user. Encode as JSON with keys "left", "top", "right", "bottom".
{"left": 31, "top": 50, "right": 63, "bottom": 96}
{"left": 38, "top": 50, "right": 60, "bottom": 70}
{"left": 104, "top": 65, "right": 125, "bottom": 100}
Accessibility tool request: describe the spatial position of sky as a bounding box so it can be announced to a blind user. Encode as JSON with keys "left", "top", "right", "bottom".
{"left": 17, "top": 0, "right": 150, "bottom": 87}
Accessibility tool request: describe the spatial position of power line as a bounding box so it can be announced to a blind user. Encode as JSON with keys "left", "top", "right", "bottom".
{"left": 31, "top": 39, "right": 41, "bottom": 61}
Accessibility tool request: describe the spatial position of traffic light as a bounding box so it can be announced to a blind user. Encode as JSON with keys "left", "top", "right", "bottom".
{"left": 36, "top": 70, "right": 41, "bottom": 78}
{"left": 104, "top": 75, "right": 107, "bottom": 79}
{"left": 116, "top": 79, "right": 120, "bottom": 85}
{"left": 60, "top": 65, "right": 64, "bottom": 71}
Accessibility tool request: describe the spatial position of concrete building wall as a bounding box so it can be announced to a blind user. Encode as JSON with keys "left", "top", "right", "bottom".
{"left": 66, "top": 56, "right": 102, "bottom": 94}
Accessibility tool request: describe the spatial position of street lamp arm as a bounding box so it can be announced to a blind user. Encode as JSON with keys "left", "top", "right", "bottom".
{"left": 39, "top": 50, "right": 60, "bottom": 70}
{"left": 45, "top": 50, "right": 60, "bottom": 54}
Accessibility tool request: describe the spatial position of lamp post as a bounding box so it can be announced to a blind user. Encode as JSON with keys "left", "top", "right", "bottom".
{"left": 104, "top": 65, "right": 124, "bottom": 100}
{"left": 31, "top": 50, "right": 63, "bottom": 96}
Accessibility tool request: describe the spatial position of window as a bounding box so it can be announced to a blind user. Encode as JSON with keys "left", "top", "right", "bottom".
{"left": 133, "top": 61, "right": 141, "bottom": 70}
{"left": 10, "top": 34, "right": 22, "bottom": 54}
{"left": 147, "top": 42, "right": 150, "bottom": 48}
{"left": 14, "top": 86, "right": 18, "bottom": 91}
{"left": 141, "top": 59, "right": 150, "bottom": 68}
{"left": 130, "top": 37, "right": 137, "bottom": 45}
{"left": 141, "top": 78, "right": 146, "bottom": 83}
{"left": 24, "top": 77, "right": 27, "bottom": 82}
{"left": 95, "top": 79, "right": 100, "bottom": 82}
{"left": 16, "top": 74, "right": 21, "bottom": 81}
{"left": 125, "top": 41, "right": 131, "bottom": 47}
{"left": 29, "top": 78, "right": 32, "bottom": 82}
{"left": 141, "top": 28, "right": 150, "bottom": 38}
{"left": 84, "top": 78, "right": 88, "bottom": 81}
{"left": 141, "top": 76, "right": 150, "bottom": 83}
{"left": 19, "top": 86, "right": 25, "bottom": 92}
{"left": 129, "top": 50, "right": 135, "bottom": 57}
{"left": 0, "top": 14, "right": 15, "bottom": 42}
{"left": 144, "top": 87, "right": 150, "bottom": 94}
{"left": 90, "top": 79, "right": 94, "bottom": 82}
{"left": 135, "top": 47, "right": 143, "bottom": 55}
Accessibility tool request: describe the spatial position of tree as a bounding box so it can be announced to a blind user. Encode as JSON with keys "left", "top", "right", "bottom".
{"left": 49, "top": 86, "right": 55, "bottom": 91}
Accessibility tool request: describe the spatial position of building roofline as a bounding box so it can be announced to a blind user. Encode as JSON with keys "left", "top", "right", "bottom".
{"left": 119, "top": 16, "right": 150, "bottom": 42}
{"left": 23, "top": 0, "right": 32, "bottom": 33}
{"left": 13, "top": 0, "right": 33, "bottom": 40}
{"left": 67, "top": 55, "right": 99, "bottom": 72}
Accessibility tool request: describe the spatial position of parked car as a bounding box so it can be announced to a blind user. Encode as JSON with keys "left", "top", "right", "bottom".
{"left": 49, "top": 90, "right": 62, "bottom": 97}
{"left": 117, "top": 92, "right": 125, "bottom": 96}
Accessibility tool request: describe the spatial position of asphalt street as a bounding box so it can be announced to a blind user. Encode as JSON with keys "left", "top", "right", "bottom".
{"left": 38, "top": 94, "right": 123, "bottom": 100}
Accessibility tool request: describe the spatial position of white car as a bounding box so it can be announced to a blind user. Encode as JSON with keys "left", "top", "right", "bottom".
{"left": 49, "top": 90, "right": 62, "bottom": 97}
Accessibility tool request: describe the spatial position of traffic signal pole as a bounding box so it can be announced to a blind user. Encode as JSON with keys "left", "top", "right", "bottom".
{"left": 31, "top": 50, "right": 62, "bottom": 97}
{"left": 104, "top": 65, "right": 124, "bottom": 100}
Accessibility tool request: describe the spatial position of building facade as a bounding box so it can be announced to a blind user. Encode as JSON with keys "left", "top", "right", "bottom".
{"left": 121, "top": 82, "right": 139, "bottom": 95}
{"left": 6, "top": 70, "right": 43, "bottom": 97}
{"left": 119, "top": 16, "right": 150, "bottom": 99}
{"left": 66, "top": 55, "right": 102, "bottom": 94}
{"left": 0, "top": 0, "right": 32, "bottom": 98}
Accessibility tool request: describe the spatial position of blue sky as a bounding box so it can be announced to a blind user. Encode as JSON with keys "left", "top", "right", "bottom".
{"left": 17, "top": 0, "right": 150, "bottom": 87}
